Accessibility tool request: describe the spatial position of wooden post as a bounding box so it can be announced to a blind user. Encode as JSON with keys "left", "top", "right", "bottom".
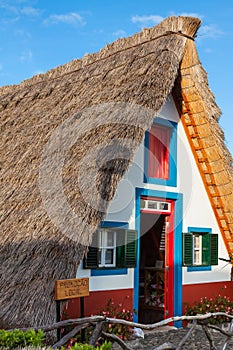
{"left": 80, "top": 297, "right": 85, "bottom": 317}
{"left": 80, "top": 297, "right": 85, "bottom": 342}
{"left": 56, "top": 300, "right": 61, "bottom": 341}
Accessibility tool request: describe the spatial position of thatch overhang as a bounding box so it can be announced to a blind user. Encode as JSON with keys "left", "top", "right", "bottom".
{"left": 0, "top": 15, "right": 232, "bottom": 328}
{"left": 172, "top": 38, "right": 233, "bottom": 255}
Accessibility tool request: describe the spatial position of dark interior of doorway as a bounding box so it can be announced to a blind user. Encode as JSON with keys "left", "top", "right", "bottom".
{"left": 138, "top": 213, "right": 166, "bottom": 324}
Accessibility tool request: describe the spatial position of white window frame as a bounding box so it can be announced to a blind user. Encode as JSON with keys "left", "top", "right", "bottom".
{"left": 98, "top": 229, "right": 117, "bottom": 267}
{"left": 140, "top": 199, "right": 171, "bottom": 213}
{"left": 193, "top": 234, "right": 202, "bottom": 265}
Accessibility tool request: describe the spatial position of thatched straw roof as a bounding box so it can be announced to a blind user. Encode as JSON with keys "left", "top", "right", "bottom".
{"left": 0, "top": 16, "right": 232, "bottom": 329}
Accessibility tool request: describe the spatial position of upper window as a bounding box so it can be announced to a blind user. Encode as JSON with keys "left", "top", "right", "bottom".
{"left": 148, "top": 124, "right": 170, "bottom": 179}
{"left": 83, "top": 228, "right": 137, "bottom": 269}
{"left": 183, "top": 229, "right": 218, "bottom": 268}
{"left": 144, "top": 118, "right": 177, "bottom": 187}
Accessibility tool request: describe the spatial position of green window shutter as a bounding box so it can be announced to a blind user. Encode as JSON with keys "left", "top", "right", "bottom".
{"left": 210, "top": 234, "right": 218, "bottom": 265}
{"left": 116, "top": 229, "right": 137, "bottom": 268}
{"left": 83, "top": 230, "right": 99, "bottom": 269}
{"left": 202, "top": 233, "right": 210, "bottom": 266}
{"left": 183, "top": 233, "right": 193, "bottom": 266}
{"left": 125, "top": 230, "right": 137, "bottom": 268}
{"left": 116, "top": 229, "right": 126, "bottom": 268}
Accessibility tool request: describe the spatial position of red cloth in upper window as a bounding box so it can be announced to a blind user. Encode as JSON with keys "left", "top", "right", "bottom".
{"left": 148, "top": 124, "right": 170, "bottom": 179}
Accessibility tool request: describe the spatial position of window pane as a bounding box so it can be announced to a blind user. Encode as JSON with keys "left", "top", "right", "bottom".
{"left": 105, "top": 249, "right": 114, "bottom": 264}
{"left": 193, "top": 235, "right": 202, "bottom": 265}
{"left": 193, "top": 235, "right": 201, "bottom": 249}
{"left": 193, "top": 250, "right": 201, "bottom": 264}
{"left": 99, "top": 231, "right": 104, "bottom": 247}
{"left": 159, "top": 202, "right": 169, "bottom": 211}
{"left": 107, "top": 231, "right": 114, "bottom": 247}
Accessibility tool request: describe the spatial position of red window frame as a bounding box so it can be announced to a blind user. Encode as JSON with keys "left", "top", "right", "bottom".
{"left": 148, "top": 124, "right": 171, "bottom": 179}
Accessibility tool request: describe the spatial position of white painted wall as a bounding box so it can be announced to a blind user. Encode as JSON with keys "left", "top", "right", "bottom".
{"left": 177, "top": 116, "right": 231, "bottom": 283}
{"left": 76, "top": 263, "right": 134, "bottom": 291}
{"left": 77, "top": 95, "right": 231, "bottom": 290}
{"left": 105, "top": 96, "right": 180, "bottom": 225}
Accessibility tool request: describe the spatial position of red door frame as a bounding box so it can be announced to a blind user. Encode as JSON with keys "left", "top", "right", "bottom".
{"left": 140, "top": 197, "right": 175, "bottom": 319}
{"left": 164, "top": 200, "right": 174, "bottom": 319}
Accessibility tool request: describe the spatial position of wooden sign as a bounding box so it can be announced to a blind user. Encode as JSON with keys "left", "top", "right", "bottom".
{"left": 55, "top": 278, "right": 89, "bottom": 300}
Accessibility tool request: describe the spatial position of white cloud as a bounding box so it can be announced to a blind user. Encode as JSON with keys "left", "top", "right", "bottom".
{"left": 204, "top": 48, "right": 213, "bottom": 54}
{"left": 0, "top": 2, "right": 19, "bottom": 24}
{"left": 44, "top": 12, "right": 85, "bottom": 26}
{"left": 0, "top": 3, "right": 41, "bottom": 24}
{"left": 131, "top": 15, "right": 164, "bottom": 26}
{"left": 0, "top": 3, "right": 19, "bottom": 15}
{"left": 20, "top": 49, "right": 32, "bottom": 62}
{"left": 198, "top": 24, "right": 224, "bottom": 40}
{"left": 15, "top": 29, "right": 31, "bottom": 38}
{"left": 170, "top": 12, "right": 204, "bottom": 20}
{"left": 113, "top": 29, "right": 126, "bottom": 37}
{"left": 15, "top": 0, "right": 32, "bottom": 3}
{"left": 168, "top": 12, "right": 223, "bottom": 40}
{"left": 21, "top": 6, "right": 41, "bottom": 16}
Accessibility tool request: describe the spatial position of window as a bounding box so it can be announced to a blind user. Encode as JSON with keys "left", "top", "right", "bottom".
{"left": 183, "top": 230, "right": 218, "bottom": 267}
{"left": 193, "top": 234, "right": 202, "bottom": 265}
{"left": 140, "top": 199, "right": 171, "bottom": 213}
{"left": 83, "top": 228, "right": 137, "bottom": 269}
{"left": 98, "top": 229, "right": 116, "bottom": 267}
{"left": 148, "top": 124, "right": 170, "bottom": 179}
{"left": 144, "top": 118, "right": 177, "bottom": 187}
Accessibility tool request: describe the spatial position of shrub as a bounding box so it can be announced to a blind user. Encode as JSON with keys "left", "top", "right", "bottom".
{"left": 62, "top": 297, "right": 133, "bottom": 347}
{"left": 184, "top": 292, "right": 233, "bottom": 325}
{"left": 97, "top": 298, "right": 133, "bottom": 340}
{"left": 0, "top": 328, "right": 45, "bottom": 349}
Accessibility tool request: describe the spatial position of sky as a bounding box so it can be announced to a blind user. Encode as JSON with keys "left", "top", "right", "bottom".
{"left": 0, "top": 0, "right": 232, "bottom": 155}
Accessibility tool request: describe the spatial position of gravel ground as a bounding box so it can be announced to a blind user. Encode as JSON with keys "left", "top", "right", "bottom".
{"left": 112, "top": 325, "right": 233, "bottom": 350}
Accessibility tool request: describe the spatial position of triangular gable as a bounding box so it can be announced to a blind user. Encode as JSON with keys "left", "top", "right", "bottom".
{"left": 173, "top": 39, "right": 233, "bottom": 257}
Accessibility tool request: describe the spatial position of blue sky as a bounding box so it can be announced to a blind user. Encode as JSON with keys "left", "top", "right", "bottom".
{"left": 0, "top": 0, "right": 232, "bottom": 155}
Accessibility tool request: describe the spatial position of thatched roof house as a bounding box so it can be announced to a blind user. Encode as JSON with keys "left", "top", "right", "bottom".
{"left": 1, "top": 16, "right": 233, "bottom": 328}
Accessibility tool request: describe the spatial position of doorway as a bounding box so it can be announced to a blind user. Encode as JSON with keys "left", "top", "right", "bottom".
{"left": 138, "top": 198, "right": 174, "bottom": 324}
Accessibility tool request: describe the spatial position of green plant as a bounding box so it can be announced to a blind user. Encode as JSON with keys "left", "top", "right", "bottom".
{"left": 96, "top": 340, "right": 112, "bottom": 350}
{"left": 66, "top": 340, "right": 111, "bottom": 350}
{"left": 0, "top": 328, "right": 45, "bottom": 349}
{"left": 67, "top": 343, "right": 94, "bottom": 350}
{"left": 184, "top": 288, "right": 233, "bottom": 325}
{"left": 97, "top": 297, "right": 133, "bottom": 340}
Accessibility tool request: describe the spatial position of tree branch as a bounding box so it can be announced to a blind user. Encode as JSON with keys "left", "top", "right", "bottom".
{"left": 6, "top": 312, "right": 233, "bottom": 350}
{"left": 221, "top": 319, "right": 233, "bottom": 350}
{"left": 202, "top": 324, "right": 218, "bottom": 350}
{"left": 102, "top": 331, "right": 133, "bottom": 350}
{"left": 10, "top": 312, "right": 233, "bottom": 333}
{"left": 176, "top": 320, "right": 197, "bottom": 350}
{"left": 207, "top": 324, "right": 230, "bottom": 337}
{"left": 9, "top": 316, "right": 105, "bottom": 332}
{"left": 89, "top": 321, "right": 104, "bottom": 346}
{"left": 52, "top": 323, "right": 90, "bottom": 349}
